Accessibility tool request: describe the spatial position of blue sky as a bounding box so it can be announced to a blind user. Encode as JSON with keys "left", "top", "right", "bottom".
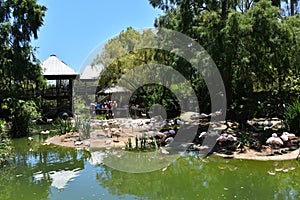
{"left": 33, "top": 0, "right": 162, "bottom": 72}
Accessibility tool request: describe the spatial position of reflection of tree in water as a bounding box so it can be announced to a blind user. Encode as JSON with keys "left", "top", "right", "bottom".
{"left": 96, "top": 155, "right": 219, "bottom": 199}
{"left": 96, "top": 155, "right": 300, "bottom": 199}
{"left": 0, "top": 138, "right": 90, "bottom": 200}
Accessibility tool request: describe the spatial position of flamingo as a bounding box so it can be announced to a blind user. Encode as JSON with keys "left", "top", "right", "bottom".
{"left": 267, "top": 133, "right": 283, "bottom": 145}
{"left": 280, "top": 132, "right": 296, "bottom": 147}
{"left": 165, "top": 137, "right": 174, "bottom": 144}
{"left": 104, "top": 127, "right": 110, "bottom": 137}
{"left": 176, "top": 119, "right": 184, "bottom": 125}
{"left": 105, "top": 139, "right": 112, "bottom": 145}
{"left": 266, "top": 133, "right": 283, "bottom": 154}
{"left": 84, "top": 140, "right": 91, "bottom": 147}
{"left": 138, "top": 121, "right": 144, "bottom": 127}
{"left": 216, "top": 133, "right": 227, "bottom": 142}
{"left": 112, "top": 130, "right": 121, "bottom": 141}
{"left": 216, "top": 133, "right": 237, "bottom": 143}
{"left": 158, "top": 147, "right": 169, "bottom": 155}
{"left": 74, "top": 141, "right": 83, "bottom": 146}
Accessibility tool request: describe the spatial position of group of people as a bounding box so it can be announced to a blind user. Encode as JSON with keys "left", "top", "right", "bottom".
{"left": 90, "top": 100, "right": 118, "bottom": 119}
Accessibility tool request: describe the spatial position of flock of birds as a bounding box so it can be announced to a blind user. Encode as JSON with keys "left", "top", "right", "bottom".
{"left": 27, "top": 108, "right": 298, "bottom": 157}
{"left": 266, "top": 132, "right": 297, "bottom": 147}
{"left": 93, "top": 118, "right": 182, "bottom": 148}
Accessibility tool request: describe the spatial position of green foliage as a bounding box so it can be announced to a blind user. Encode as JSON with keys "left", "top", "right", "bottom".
{"left": 284, "top": 100, "right": 300, "bottom": 135}
{"left": 96, "top": 114, "right": 107, "bottom": 120}
{"left": 149, "top": 0, "right": 300, "bottom": 123}
{"left": 0, "top": 0, "right": 47, "bottom": 137}
{"left": 53, "top": 117, "right": 73, "bottom": 135}
{"left": 3, "top": 98, "right": 39, "bottom": 138}
{"left": 0, "top": 120, "right": 13, "bottom": 167}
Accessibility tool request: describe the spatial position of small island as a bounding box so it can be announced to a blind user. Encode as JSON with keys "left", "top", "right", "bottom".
{"left": 45, "top": 110, "right": 300, "bottom": 162}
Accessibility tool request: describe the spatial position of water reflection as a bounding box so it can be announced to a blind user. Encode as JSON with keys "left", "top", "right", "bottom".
{"left": 1, "top": 137, "right": 300, "bottom": 200}
{"left": 94, "top": 152, "right": 300, "bottom": 200}
{"left": 0, "top": 137, "right": 88, "bottom": 200}
{"left": 33, "top": 169, "right": 81, "bottom": 190}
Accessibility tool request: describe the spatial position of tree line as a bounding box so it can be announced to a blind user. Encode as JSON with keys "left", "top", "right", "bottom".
{"left": 95, "top": 0, "right": 300, "bottom": 133}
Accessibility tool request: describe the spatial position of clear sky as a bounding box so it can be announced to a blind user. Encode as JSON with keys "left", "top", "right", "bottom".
{"left": 33, "top": 0, "right": 162, "bottom": 73}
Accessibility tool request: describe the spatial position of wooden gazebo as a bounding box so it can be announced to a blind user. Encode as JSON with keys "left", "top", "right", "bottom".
{"left": 41, "top": 55, "right": 79, "bottom": 117}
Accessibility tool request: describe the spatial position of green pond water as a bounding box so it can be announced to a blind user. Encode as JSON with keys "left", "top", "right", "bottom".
{"left": 1, "top": 135, "right": 300, "bottom": 200}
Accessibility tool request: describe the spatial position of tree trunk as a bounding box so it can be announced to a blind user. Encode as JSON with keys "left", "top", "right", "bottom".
{"left": 221, "top": 0, "right": 228, "bottom": 20}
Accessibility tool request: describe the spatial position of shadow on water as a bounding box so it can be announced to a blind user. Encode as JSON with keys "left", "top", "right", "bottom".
{"left": 1, "top": 136, "right": 300, "bottom": 200}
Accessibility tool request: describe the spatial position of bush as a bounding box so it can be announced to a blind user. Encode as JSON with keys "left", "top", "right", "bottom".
{"left": 53, "top": 117, "right": 73, "bottom": 135}
{"left": 284, "top": 99, "right": 300, "bottom": 135}
{"left": 3, "top": 98, "right": 39, "bottom": 138}
{"left": 0, "top": 120, "right": 13, "bottom": 167}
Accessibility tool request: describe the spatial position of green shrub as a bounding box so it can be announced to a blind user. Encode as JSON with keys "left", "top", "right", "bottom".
{"left": 54, "top": 117, "right": 73, "bottom": 135}
{"left": 284, "top": 99, "right": 300, "bottom": 135}
{"left": 3, "top": 98, "right": 39, "bottom": 138}
{"left": 0, "top": 120, "right": 13, "bottom": 167}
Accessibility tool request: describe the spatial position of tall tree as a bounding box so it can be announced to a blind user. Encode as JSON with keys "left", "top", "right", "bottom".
{"left": 150, "top": 0, "right": 300, "bottom": 122}
{"left": 0, "top": 0, "right": 47, "bottom": 137}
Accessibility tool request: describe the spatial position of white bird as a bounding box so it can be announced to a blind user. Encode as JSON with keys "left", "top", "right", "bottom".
{"left": 266, "top": 133, "right": 283, "bottom": 146}
{"left": 154, "top": 132, "right": 165, "bottom": 137}
{"left": 74, "top": 141, "right": 83, "bottom": 146}
{"left": 266, "top": 133, "right": 283, "bottom": 154}
{"left": 210, "top": 109, "right": 222, "bottom": 118}
{"left": 105, "top": 139, "right": 111, "bottom": 145}
{"left": 176, "top": 119, "right": 184, "bottom": 125}
{"left": 138, "top": 121, "right": 144, "bottom": 126}
{"left": 216, "top": 134, "right": 227, "bottom": 142}
{"left": 158, "top": 147, "right": 169, "bottom": 155}
{"left": 199, "top": 113, "right": 210, "bottom": 119}
{"left": 199, "top": 131, "right": 207, "bottom": 138}
{"left": 112, "top": 130, "right": 121, "bottom": 137}
{"left": 84, "top": 140, "right": 91, "bottom": 147}
{"left": 280, "top": 133, "right": 289, "bottom": 142}
{"left": 216, "top": 133, "right": 237, "bottom": 143}
{"left": 227, "top": 134, "right": 237, "bottom": 142}
{"left": 110, "top": 128, "right": 117, "bottom": 132}
{"left": 281, "top": 132, "right": 296, "bottom": 141}
{"left": 102, "top": 122, "right": 109, "bottom": 127}
{"left": 280, "top": 132, "right": 296, "bottom": 147}
{"left": 28, "top": 137, "right": 33, "bottom": 145}
{"left": 41, "top": 130, "right": 50, "bottom": 135}
{"left": 165, "top": 137, "right": 174, "bottom": 144}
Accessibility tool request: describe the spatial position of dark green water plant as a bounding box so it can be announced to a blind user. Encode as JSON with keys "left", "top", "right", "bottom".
{"left": 284, "top": 100, "right": 300, "bottom": 135}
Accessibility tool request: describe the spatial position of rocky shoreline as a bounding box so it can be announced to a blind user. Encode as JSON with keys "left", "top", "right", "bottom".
{"left": 44, "top": 115, "right": 300, "bottom": 161}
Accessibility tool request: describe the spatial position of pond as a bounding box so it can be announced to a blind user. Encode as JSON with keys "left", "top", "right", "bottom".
{"left": 1, "top": 135, "right": 300, "bottom": 200}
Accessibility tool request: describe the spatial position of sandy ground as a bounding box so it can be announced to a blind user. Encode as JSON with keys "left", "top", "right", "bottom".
{"left": 46, "top": 133, "right": 300, "bottom": 161}
{"left": 45, "top": 128, "right": 138, "bottom": 149}
{"left": 215, "top": 148, "right": 300, "bottom": 161}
